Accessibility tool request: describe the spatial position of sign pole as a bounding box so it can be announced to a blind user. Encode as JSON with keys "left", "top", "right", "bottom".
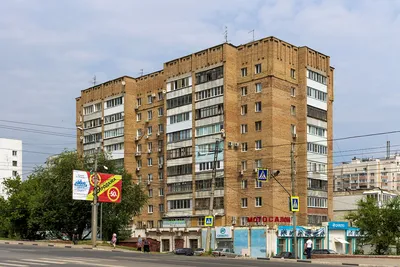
{"left": 291, "top": 143, "right": 297, "bottom": 259}
{"left": 92, "top": 148, "right": 99, "bottom": 248}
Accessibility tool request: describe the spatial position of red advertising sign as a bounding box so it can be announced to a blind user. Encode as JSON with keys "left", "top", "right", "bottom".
{"left": 247, "top": 216, "right": 291, "bottom": 223}
{"left": 72, "top": 170, "right": 122, "bottom": 203}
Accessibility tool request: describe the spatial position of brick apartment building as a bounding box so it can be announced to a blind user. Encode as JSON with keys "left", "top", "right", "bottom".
{"left": 76, "top": 36, "right": 334, "bottom": 250}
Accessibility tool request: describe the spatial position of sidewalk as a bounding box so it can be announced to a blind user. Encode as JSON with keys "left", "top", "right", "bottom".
{"left": 1, "top": 239, "right": 134, "bottom": 253}
{"left": 257, "top": 257, "right": 400, "bottom": 267}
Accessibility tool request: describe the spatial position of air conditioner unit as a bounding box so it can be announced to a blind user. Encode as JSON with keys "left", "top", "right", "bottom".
{"left": 135, "top": 136, "right": 140, "bottom": 141}
{"left": 100, "top": 117, "right": 104, "bottom": 121}
{"left": 121, "top": 112, "right": 125, "bottom": 116}
{"left": 159, "top": 164, "right": 163, "bottom": 169}
{"left": 234, "top": 142, "right": 240, "bottom": 147}
{"left": 152, "top": 93, "right": 156, "bottom": 97}
{"left": 148, "top": 149, "right": 152, "bottom": 154}
{"left": 157, "top": 132, "right": 161, "bottom": 137}
{"left": 158, "top": 148, "right": 162, "bottom": 152}
{"left": 135, "top": 106, "right": 139, "bottom": 110}
{"left": 254, "top": 168, "right": 259, "bottom": 173}
{"left": 136, "top": 167, "right": 141, "bottom": 172}
{"left": 145, "top": 120, "right": 149, "bottom": 123}
{"left": 239, "top": 170, "right": 244, "bottom": 176}
{"left": 145, "top": 135, "right": 149, "bottom": 139}
{"left": 228, "top": 142, "right": 233, "bottom": 147}
{"left": 147, "top": 180, "right": 151, "bottom": 185}
{"left": 135, "top": 152, "right": 141, "bottom": 156}
{"left": 292, "top": 133, "right": 297, "bottom": 139}
{"left": 162, "top": 90, "right": 167, "bottom": 94}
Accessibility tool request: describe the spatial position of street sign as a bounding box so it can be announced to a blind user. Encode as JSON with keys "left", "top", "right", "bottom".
{"left": 205, "top": 216, "right": 214, "bottom": 226}
{"left": 290, "top": 196, "right": 300, "bottom": 212}
{"left": 258, "top": 168, "right": 268, "bottom": 181}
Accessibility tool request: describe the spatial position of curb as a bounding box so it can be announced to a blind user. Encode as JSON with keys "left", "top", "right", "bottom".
{"left": 256, "top": 257, "right": 270, "bottom": 260}
{"left": 258, "top": 257, "right": 397, "bottom": 267}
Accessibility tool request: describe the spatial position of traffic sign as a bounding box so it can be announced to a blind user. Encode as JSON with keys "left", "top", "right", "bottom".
{"left": 205, "top": 216, "right": 214, "bottom": 226}
{"left": 258, "top": 168, "right": 269, "bottom": 181}
{"left": 290, "top": 196, "right": 300, "bottom": 212}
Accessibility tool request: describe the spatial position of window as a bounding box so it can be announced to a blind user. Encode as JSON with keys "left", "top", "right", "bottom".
{"left": 308, "top": 215, "right": 328, "bottom": 225}
{"left": 167, "top": 129, "right": 192, "bottom": 143}
{"left": 106, "top": 96, "right": 123, "bottom": 108}
{"left": 241, "top": 87, "right": 247, "bottom": 96}
{"left": 137, "top": 144, "right": 142, "bottom": 153}
{"left": 166, "top": 94, "right": 192, "bottom": 109}
{"left": 169, "top": 199, "right": 192, "bottom": 210}
{"left": 168, "top": 181, "right": 192, "bottom": 194}
{"left": 255, "top": 197, "right": 262, "bottom": 207}
{"left": 307, "top": 143, "right": 328, "bottom": 155}
{"left": 105, "top": 143, "right": 124, "bottom": 152}
{"left": 308, "top": 179, "right": 328, "bottom": 191}
{"left": 170, "top": 77, "right": 191, "bottom": 91}
{"left": 254, "top": 159, "right": 262, "bottom": 168}
{"left": 159, "top": 171, "right": 164, "bottom": 180}
{"left": 84, "top": 105, "right": 94, "bottom": 115}
{"left": 137, "top": 98, "right": 142, "bottom": 106}
{"left": 147, "top": 110, "right": 153, "bottom": 120}
{"left": 241, "top": 105, "right": 248, "bottom": 115}
{"left": 255, "top": 140, "right": 262, "bottom": 150}
{"left": 241, "top": 161, "right": 247, "bottom": 171}
{"left": 137, "top": 175, "right": 142, "bottom": 184}
{"left": 196, "top": 124, "right": 223, "bottom": 137}
{"left": 158, "top": 156, "right": 164, "bottom": 165}
{"left": 290, "top": 69, "right": 296, "bottom": 79}
{"left": 198, "top": 217, "right": 205, "bottom": 226}
{"left": 148, "top": 205, "right": 154, "bottom": 213}
{"left": 255, "top": 83, "right": 262, "bottom": 93}
{"left": 12, "top": 171, "right": 17, "bottom": 177}
{"left": 159, "top": 204, "right": 164, "bottom": 212}
{"left": 147, "top": 126, "right": 152, "bottom": 136}
{"left": 241, "top": 180, "right": 248, "bottom": 189}
{"left": 158, "top": 124, "right": 164, "bottom": 134}
{"left": 291, "top": 87, "right": 296, "bottom": 97}
{"left": 241, "top": 198, "right": 248, "bottom": 208}
{"left": 307, "top": 105, "right": 327, "bottom": 121}
{"left": 104, "top": 112, "right": 124, "bottom": 124}
{"left": 307, "top": 125, "right": 327, "bottom": 137}
{"left": 291, "top": 124, "right": 296, "bottom": 135}
{"left": 84, "top": 133, "right": 102, "bottom": 144}
{"left": 291, "top": 105, "right": 296, "bottom": 116}
{"left": 148, "top": 95, "right": 153, "bottom": 104}
{"left": 136, "top": 113, "right": 142, "bottom": 121}
{"left": 147, "top": 158, "right": 153, "bottom": 166}
{"left": 307, "top": 87, "right": 327, "bottom": 102}
{"left": 307, "top": 70, "right": 327, "bottom": 85}
{"left": 84, "top": 118, "right": 102, "bottom": 129}
{"left": 104, "top": 128, "right": 124, "bottom": 139}
{"left": 158, "top": 92, "right": 163, "bottom": 101}
{"left": 167, "top": 164, "right": 192, "bottom": 176}
{"left": 195, "top": 86, "right": 224, "bottom": 101}
{"left": 158, "top": 107, "right": 164, "bottom": 117}
{"left": 307, "top": 197, "right": 328, "bottom": 208}
{"left": 148, "top": 142, "right": 153, "bottom": 151}
{"left": 137, "top": 129, "right": 143, "bottom": 137}
{"left": 199, "top": 161, "right": 222, "bottom": 171}
{"left": 195, "top": 66, "right": 223, "bottom": 84}
{"left": 169, "top": 112, "right": 190, "bottom": 124}
{"left": 147, "top": 220, "right": 154, "bottom": 228}
{"left": 137, "top": 160, "right": 142, "bottom": 168}
{"left": 167, "top": 146, "right": 192, "bottom": 160}
{"left": 195, "top": 104, "right": 223, "bottom": 120}
{"left": 148, "top": 189, "right": 153, "bottom": 197}
{"left": 240, "top": 217, "right": 247, "bottom": 226}
{"left": 241, "top": 67, "right": 247, "bottom": 77}
{"left": 255, "top": 102, "right": 262, "bottom": 112}
{"left": 255, "top": 180, "right": 262, "bottom": 188}
{"left": 241, "top": 124, "right": 248, "bottom": 134}
{"left": 159, "top": 188, "right": 164, "bottom": 196}
{"left": 255, "top": 64, "right": 262, "bottom": 74}
{"left": 12, "top": 151, "right": 17, "bottom": 156}
{"left": 255, "top": 121, "right": 262, "bottom": 131}
{"left": 241, "top": 142, "right": 248, "bottom": 152}
{"left": 148, "top": 173, "right": 153, "bottom": 182}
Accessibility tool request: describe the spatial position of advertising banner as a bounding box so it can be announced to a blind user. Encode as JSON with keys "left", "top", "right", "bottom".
{"left": 216, "top": 226, "right": 232, "bottom": 238}
{"left": 72, "top": 170, "right": 122, "bottom": 203}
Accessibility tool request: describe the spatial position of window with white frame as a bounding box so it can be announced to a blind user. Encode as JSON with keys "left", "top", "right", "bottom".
{"left": 169, "top": 112, "right": 190, "bottom": 124}
{"left": 241, "top": 161, "right": 247, "bottom": 171}
{"left": 255, "top": 197, "right": 262, "bottom": 207}
{"left": 241, "top": 86, "right": 247, "bottom": 96}
{"left": 254, "top": 159, "right": 262, "bottom": 168}
{"left": 291, "top": 105, "right": 296, "bottom": 116}
{"left": 307, "top": 143, "right": 328, "bottom": 155}
{"left": 241, "top": 179, "right": 248, "bottom": 189}
{"left": 255, "top": 83, "right": 262, "bottom": 93}
{"left": 255, "top": 140, "right": 262, "bottom": 150}
{"left": 12, "top": 171, "right": 18, "bottom": 177}
{"left": 241, "top": 105, "right": 248, "bottom": 115}
{"left": 307, "top": 125, "right": 327, "bottom": 138}
{"left": 241, "top": 124, "right": 248, "bottom": 134}
{"left": 147, "top": 158, "right": 153, "bottom": 166}
{"left": 195, "top": 86, "right": 223, "bottom": 101}
{"left": 137, "top": 98, "right": 142, "bottom": 106}
{"left": 198, "top": 217, "right": 205, "bottom": 226}
{"left": 196, "top": 124, "right": 223, "bottom": 137}
{"left": 158, "top": 171, "right": 163, "bottom": 180}
{"left": 148, "top": 189, "right": 153, "bottom": 197}
{"left": 137, "top": 128, "right": 143, "bottom": 137}
{"left": 168, "top": 199, "right": 192, "bottom": 210}
{"left": 148, "top": 173, "right": 153, "bottom": 182}
{"left": 291, "top": 124, "right": 296, "bottom": 135}
{"left": 158, "top": 107, "right": 164, "bottom": 116}
{"left": 147, "top": 110, "right": 153, "bottom": 120}
{"left": 106, "top": 96, "right": 123, "bottom": 108}
{"left": 104, "top": 128, "right": 124, "bottom": 139}
{"left": 148, "top": 95, "right": 153, "bottom": 104}
{"left": 241, "top": 67, "right": 247, "bottom": 77}
{"left": 105, "top": 143, "right": 124, "bottom": 152}
{"left": 307, "top": 86, "right": 327, "bottom": 102}
{"left": 12, "top": 151, "right": 17, "bottom": 156}
{"left": 158, "top": 124, "right": 164, "bottom": 133}
{"left": 104, "top": 112, "right": 123, "bottom": 124}
{"left": 307, "top": 197, "right": 328, "bottom": 208}
{"left": 255, "top": 180, "right": 262, "bottom": 188}
{"left": 255, "top": 64, "right": 262, "bottom": 74}
{"left": 241, "top": 198, "right": 248, "bottom": 208}
{"left": 255, "top": 102, "right": 262, "bottom": 112}
{"left": 241, "top": 142, "right": 248, "bottom": 152}
{"left": 136, "top": 113, "right": 142, "bottom": 121}
{"left": 137, "top": 160, "right": 142, "bottom": 168}
{"left": 148, "top": 142, "right": 153, "bottom": 151}
{"left": 290, "top": 69, "right": 296, "bottom": 79}
{"left": 307, "top": 70, "right": 327, "bottom": 85}
{"left": 291, "top": 87, "right": 296, "bottom": 97}
{"left": 147, "top": 126, "right": 152, "bottom": 136}
{"left": 240, "top": 217, "right": 247, "bottom": 226}
{"left": 255, "top": 121, "right": 262, "bottom": 131}
{"left": 158, "top": 92, "right": 163, "bottom": 101}
{"left": 159, "top": 188, "right": 164, "bottom": 196}
{"left": 137, "top": 144, "right": 142, "bottom": 152}
{"left": 159, "top": 204, "right": 164, "bottom": 212}
{"left": 148, "top": 205, "right": 154, "bottom": 213}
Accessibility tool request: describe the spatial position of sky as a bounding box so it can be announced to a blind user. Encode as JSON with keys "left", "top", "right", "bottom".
{"left": 0, "top": 0, "right": 400, "bottom": 176}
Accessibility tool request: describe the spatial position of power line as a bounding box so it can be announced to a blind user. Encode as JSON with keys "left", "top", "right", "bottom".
{"left": 0, "top": 119, "right": 76, "bottom": 130}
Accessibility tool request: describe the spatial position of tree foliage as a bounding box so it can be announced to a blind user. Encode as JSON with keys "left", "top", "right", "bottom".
{"left": 0, "top": 150, "right": 147, "bottom": 241}
{"left": 347, "top": 196, "right": 400, "bottom": 255}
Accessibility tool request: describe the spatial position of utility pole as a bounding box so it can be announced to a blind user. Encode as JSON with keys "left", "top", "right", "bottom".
{"left": 291, "top": 143, "right": 297, "bottom": 259}
{"left": 92, "top": 147, "right": 99, "bottom": 248}
{"left": 206, "top": 139, "right": 220, "bottom": 252}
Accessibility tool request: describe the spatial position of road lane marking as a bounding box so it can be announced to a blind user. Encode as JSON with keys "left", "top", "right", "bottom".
{"left": 21, "top": 259, "right": 66, "bottom": 264}
{"left": 6, "top": 260, "right": 47, "bottom": 266}
{"left": 40, "top": 258, "right": 117, "bottom": 267}
{"left": 0, "top": 262, "right": 29, "bottom": 267}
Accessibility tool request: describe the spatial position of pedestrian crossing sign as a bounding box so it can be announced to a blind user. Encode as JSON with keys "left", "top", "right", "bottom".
{"left": 205, "top": 216, "right": 213, "bottom": 226}
{"left": 290, "top": 196, "right": 300, "bottom": 212}
{"left": 258, "top": 168, "right": 269, "bottom": 181}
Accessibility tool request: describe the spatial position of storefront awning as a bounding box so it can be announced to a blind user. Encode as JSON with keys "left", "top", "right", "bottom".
{"left": 334, "top": 238, "right": 349, "bottom": 244}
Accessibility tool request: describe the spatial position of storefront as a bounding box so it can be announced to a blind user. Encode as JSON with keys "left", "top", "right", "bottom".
{"left": 326, "top": 221, "right": 360, "bottom": 254}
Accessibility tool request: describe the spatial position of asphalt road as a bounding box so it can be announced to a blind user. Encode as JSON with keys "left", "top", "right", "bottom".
{"left": 0, "top": 244, "right": 342, "bottom": 267}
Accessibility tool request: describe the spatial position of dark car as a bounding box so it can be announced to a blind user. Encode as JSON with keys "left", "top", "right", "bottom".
{"left": 272, "top": 251, "right": 298, "bottom": 259}
{"left": 174, "top": 248, "right": 194, "bottom": 256}
{"left": 311, "top": 249, "right": 338, "bottom": 254}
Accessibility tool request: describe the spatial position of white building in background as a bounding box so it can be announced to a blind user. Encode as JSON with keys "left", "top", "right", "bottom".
{"left": 0, "top": 138, "right": 23, "bottom": 199}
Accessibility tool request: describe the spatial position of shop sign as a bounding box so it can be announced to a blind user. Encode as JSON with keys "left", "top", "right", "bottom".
{"left": 328, "top": 221, "right": 348, "bottom": 230}
{"left": 346, "top": 227, "right": 361, "bottom": 237}
{"left": 162, "top": 219, "right": 188, "bottom": 228}
{"left": 216, "top": 226, "right": 232, "bottom": 239}
{"left": 278, "top": 226, "right": 325, "bottom": 237}
{"left": 247, "top": 216, "right": 291, "bottom": 223}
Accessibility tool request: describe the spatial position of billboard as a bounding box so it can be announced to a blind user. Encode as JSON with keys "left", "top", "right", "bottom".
{"left": 72, "top": 170, "right": 122, "bottom": 203}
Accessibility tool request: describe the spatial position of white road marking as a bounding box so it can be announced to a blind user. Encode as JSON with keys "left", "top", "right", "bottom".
{"left": 21, "top": 259, "right": 66, "bottom": 264}
{"left": 0, "top": 262, "right": 29, "bottom": 267}
{"left": 40, "top": 258, "right": 117, "bottom": 267}
{"left": 6, "top": 260, "right": 47, "bottom": 266}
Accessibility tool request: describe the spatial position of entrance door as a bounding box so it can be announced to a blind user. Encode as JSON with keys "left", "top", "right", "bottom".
{"left": 175, "top": 238, "right": 184, "bottom": 249}
{"left": 162, "top": 239, "right": 170, "bottom": 252}
{"left": 189, "top": 239, "right": 198, "bottom": 249}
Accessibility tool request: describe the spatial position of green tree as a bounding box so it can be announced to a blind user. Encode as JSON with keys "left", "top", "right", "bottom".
{"left": 347, "top": 196, "right": 400, "bottom": 255}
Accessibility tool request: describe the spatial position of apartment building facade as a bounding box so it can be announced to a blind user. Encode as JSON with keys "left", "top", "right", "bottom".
{"left": 76, "top": 36, "right": 334, "bottom": 250}
{"left": 0, "top": 138, "right": 23, "bottom": 199}
{"left": 334, "top": 155, "right": 400, "bottom": 192}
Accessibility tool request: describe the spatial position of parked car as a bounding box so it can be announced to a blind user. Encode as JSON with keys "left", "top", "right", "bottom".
{"left": 212, "top": 248, "right": 237, "bottom": 258}
{"left": 194, "top": 248, "right": 205, "bottom": 256}
{"left": 272, "top": 251, "right": 298, "bottom": 259}
{"left": 174, "top": 248, "right": 194, "bottom": 256}
{"left": 311, "top": 249, "right": 338, "bottom": 254}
